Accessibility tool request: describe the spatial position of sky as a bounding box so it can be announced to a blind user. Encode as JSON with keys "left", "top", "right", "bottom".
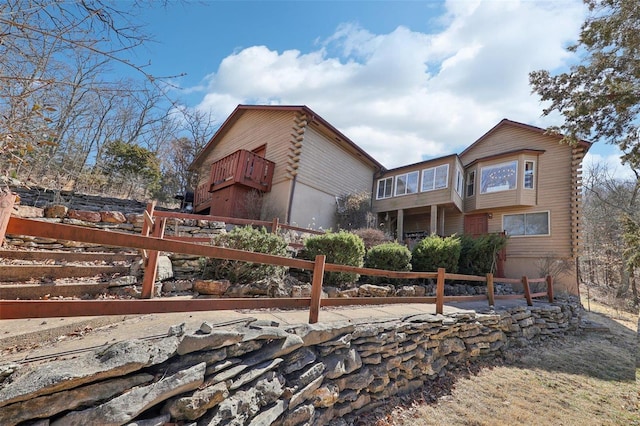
{"left": 138, "top": 0, "right": 633, "bottom": 179}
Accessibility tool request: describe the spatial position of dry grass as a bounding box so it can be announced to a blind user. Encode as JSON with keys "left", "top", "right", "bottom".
{"left": 360, "top": 300, "right": 639, "bottom": 426}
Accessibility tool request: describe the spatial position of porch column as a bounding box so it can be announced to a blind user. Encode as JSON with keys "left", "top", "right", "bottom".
{"left": 430, "top": 205, "right": 437, "bottom": 235}
{"left": 396, "top": 209, "right": 404, "bottom": 242}
{"left": 438, "top": 206, "right": 445, "bottom": 235}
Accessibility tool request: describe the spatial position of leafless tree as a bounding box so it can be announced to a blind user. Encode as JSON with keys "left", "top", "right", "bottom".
{"left": 1, "top": 0, "right": 183, "bottom": 199}
{"left": 580, "top": 161, "right": 640, "bottom": 309}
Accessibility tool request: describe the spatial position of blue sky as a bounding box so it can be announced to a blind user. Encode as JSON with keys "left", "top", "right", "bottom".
{"left": 136, "top": 0, "right": 631, "bottom": 179}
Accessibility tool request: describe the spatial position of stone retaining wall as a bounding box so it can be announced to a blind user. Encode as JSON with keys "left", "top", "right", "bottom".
{"left": 5, "top": 204, "right": 228, "bottom": 253}
{"left": 0, "top": 299, "right": 582, "bottom": 425}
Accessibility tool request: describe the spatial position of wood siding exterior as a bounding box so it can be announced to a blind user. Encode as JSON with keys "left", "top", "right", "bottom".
{"left": 195, "top": 109, "right": 296, "bottom": 192}
{"left": 460, "top": 124, "right": 585, "bottom": 261}
{"left": 372, "top": 155, "right": 463, "bottom": 213}
{"left": 191, "top": 106, "right": 381, "bottom": 228}
{"left": 297, "top": 125, "right": 375, "bottom": 198}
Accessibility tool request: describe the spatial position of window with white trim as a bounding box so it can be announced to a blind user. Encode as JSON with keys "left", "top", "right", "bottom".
{"left": 421, "top": 164, "right": 449, "bottom": 192}
{"left": 466, "top": 170, "right": 476, "bottom": 197}
{"left": 503, "top": 211, "right": 549, "bottom": 236}
{"left": 376, "top": 177, "right": 393, "bottom": 199}
{"left": 455, "top": 167, "right": 464, "bottom": 196}
{"left": 524, "top": 160, "right": 535, "bottom": 189}
{"left": 480, "top": 160, "right": 517, "bottom": 193}
{"left": 395, "top": 171, "right": 419, "bottom": 196}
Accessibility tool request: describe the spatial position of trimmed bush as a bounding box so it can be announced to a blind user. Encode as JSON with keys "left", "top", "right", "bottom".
{"left": 411, "top": 234, "right": 461, "bottom": 273}
{"left": 203, "top": 226, "right": 289, "bottom": 283}
{"left": 458, "top": 233, "right": 508, "bottom": 276}
{"left": 352, "top": 227, "right": 389, "bottom": 250}
{"left": 364, "top": 242, "right": 412, "bottom": 284}
{"left": 303, "top": 231, "right": 365, "bottom": 287}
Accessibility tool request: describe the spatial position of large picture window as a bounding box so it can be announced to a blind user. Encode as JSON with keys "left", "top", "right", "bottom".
{"left": 395, "top": 171, "right": 419, "bottom": 196}
{"left": 421, "top": 164, "right": 448, "bottom": 192}
{"left": 503, "top": 212, "right": 549, "bottom": 236}
{"left": 376, "top": 177, "right": 393, "bottom": 199}
{"left": 480, "top": 161, "right": 517, "bottom": 193}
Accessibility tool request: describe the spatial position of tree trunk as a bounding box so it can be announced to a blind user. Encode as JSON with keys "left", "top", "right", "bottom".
{"left": 630, "top": 269, "right": 639, "bottom": 306}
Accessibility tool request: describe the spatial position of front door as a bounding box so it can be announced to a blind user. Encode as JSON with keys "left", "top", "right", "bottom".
{"left": 464, "top": 214, "right": 488, "bottom": 236}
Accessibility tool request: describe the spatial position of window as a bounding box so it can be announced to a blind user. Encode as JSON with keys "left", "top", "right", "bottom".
{"left": 455, "top": 167, "right": 464, "bottom": 196}
{"left": 466, "top": 170, "right": 476, "bottom": 197}
{"left": 480, "top": 161, "right": 517, "bottom": 193}
{"left": 376, "top": 177, "right": 393, "bottom": 199}
{"left": 421, "top": 164, "right": 449, "bottom": 192}
{"left": 503, "top": 212, "right": 549, "bottom": 236}
{"left": 524, "top": 160, "right": 535, "bottom": 189}
{"left": 395, "top": 171, "right": 419, "bottom": 196}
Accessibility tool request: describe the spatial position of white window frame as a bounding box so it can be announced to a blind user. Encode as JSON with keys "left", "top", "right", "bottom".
{"left": 480, "top": 160, "right": 518, "bottom": 194}
{"left": 524, "top": 160, "right": 535, "bottom": 189}
{"left": 455, "top": 166, "right": 464, "bottom": 196}
{"left": 376, "top": 177, "right": 394, "bottom": 200}
{"left": 421, "top": 164, "right": 449, "bottom": 192}
{"left": 503, "top": 211, "right": 550, "bottom": 237}
{"left": 394, "top": 171, "right": 419, "bottom": 196}
{"left": 466, "top": 170, "right": 476, "bottom": 197}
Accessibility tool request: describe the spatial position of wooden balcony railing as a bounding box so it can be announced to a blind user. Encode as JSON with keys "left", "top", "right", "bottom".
{"left": 194, "top": 183, "right": 212, "bottom": 212}
{"left": 209, "top": 149, "right": 275, "bottom": 193}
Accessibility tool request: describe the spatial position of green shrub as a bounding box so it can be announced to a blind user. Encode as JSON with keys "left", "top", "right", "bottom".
{"left": 411, "top": 234, "right": 461, "bottom": 273}
{"left": 303, "top": 231, "right": 365, "bottom": 287}
{"left": 352, "top": 227, "right": 389, "bottom": 250}
{"left": 458, "top": 233, "right": 508, "bottom": 276}
{"left": 364, "top": 242, "right": 412, "bottom": 284}
{"left": 203, "top": 226, "right": 289, "bottom": 283}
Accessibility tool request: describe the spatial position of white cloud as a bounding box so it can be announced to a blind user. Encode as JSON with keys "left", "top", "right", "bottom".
{"left": 193, "top": 0, "right": 587, "bottom": 169}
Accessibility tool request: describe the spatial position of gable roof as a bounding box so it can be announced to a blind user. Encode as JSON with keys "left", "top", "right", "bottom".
{"left": 459, "top": 118, "right": 592, "bottom": 159}
{"left": 190, "top": 104, "right": 384, "bottom": 171}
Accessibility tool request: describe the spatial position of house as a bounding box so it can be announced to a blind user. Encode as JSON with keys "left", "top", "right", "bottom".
{"left": 371, "top": 119, "right": 590, "bottom": 294}
{"left": 190, "top": 105, "right": 384, "bottom": 230}
{"left": 191, "top": 106, "right": 589, "bottom": 294}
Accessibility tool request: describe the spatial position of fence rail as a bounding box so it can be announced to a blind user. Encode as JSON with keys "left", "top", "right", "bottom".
{"left": 0, "top": 200, "right": 554, "bottom": 323}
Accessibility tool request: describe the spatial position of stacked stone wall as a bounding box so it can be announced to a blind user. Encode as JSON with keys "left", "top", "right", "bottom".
{"left": 0, "top": 300, "right": 582, "bottom": 425}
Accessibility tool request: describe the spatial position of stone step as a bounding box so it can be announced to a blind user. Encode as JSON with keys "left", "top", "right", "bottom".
{"left": 0, "top": 265, "right": 130, "bottom": 282}
{"left": 0, "top": 249, "right": 139, "bottom": 263}
{"left": 0, "top": 282, "right": 111, "bottom": 299}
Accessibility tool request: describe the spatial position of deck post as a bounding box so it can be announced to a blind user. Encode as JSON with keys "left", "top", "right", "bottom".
{"left": 546, "top": 275, "right": 554, "bottom": 302}
{"left": 522, "top": 275, "right": 533, "bottom": 306}
{"left": 436, "top": 267, "right": 445, "bottom": 314}
{"left": 308, "top": 255, "right": 326, "bottom": 324}
{"left": 486, "top": 273, "right": 495, "bottom": 308}
{"left": 271, "top": 217, "right": 279, "bottom": 234}
{"left": 141, "top": 217, "right": 166, "bottom": 299}
{"left": 0, "top": 191, "right": 16, "bottom": 246}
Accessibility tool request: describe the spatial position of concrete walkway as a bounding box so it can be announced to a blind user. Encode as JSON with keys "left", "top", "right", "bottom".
{"left": 1, "top": 298, "right": 537, "bottom": 364}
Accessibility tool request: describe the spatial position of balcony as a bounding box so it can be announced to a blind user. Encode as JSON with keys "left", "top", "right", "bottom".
{"left": 209, "top": 149, "right": 275, "bottom": 193}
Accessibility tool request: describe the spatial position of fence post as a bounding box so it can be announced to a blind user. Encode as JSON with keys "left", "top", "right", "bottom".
{"left": 141, "top": 202, "right": 156, "bottom": 260}
{"left": 436, "top": 267, "right": 445, "bottom": 315}
{"left": 271, "top": 217, "right": 279, "bottom": 234}
{"left": 486, "top": 273, "right": 495, "bottom": 308}
{"left": 546, "top": 275, "right": 554, "bottom": 302}
{"left": 522, "top": 275, "right": 533, "bottom": 306}
{"left": 308, "top": 255, "right": 326, "bottom": 324}
{"left": 141, "top": 217, "right": 166, "bottom": 299}
{"left": 0, "top": 191, "right": 16, "bottom": 246}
